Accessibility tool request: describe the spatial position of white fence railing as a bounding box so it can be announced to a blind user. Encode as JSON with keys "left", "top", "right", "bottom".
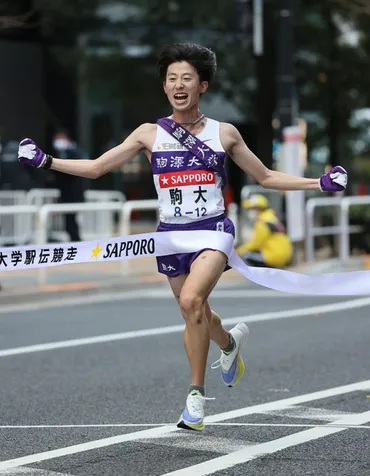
{"left": 0, "top": 205, "right": 39, "bottom": 245}
{"left": 305, "top": 196, "right": 365, "bottom": 262}
{"left": 26, "top": 189, "right": 65, "bottom": 241}
{"left": 0, "top": 191, "right": 30, "bottom": 244}
{"left": 120, "top": 199, "right": 159, "bottom": 275}
{"left": 305, "top": 196, "right": 343, "bottom": 262}
{"left": 0, "top": 188, "right": 126, "bottom": 245}
{"left": 37, "top": 202, "right": 127, "bottom": 245}
{"left": 339, "top": 196, "right": 370, "bottom": 261}
{"left": 36, "top": 202, "right": 130, "bottom": 284}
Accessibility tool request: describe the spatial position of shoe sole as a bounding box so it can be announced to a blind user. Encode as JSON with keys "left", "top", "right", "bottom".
{"left": 222, "top": 354, "right": 245, "bottom": 387}
{"left": 177, "top": 419, "right": 204, "bottom": 431}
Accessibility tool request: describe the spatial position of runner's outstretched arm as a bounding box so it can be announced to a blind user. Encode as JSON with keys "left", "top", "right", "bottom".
{"left": 223, "top": 123, "right": 347, "bottom": 192}
{"left": 18, "top": 123, "right": 153, "bottom": 179}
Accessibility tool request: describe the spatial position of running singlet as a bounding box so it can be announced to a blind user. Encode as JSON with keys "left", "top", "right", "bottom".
{"left": 151, "top": 118, "right": 226, "bottom": 224}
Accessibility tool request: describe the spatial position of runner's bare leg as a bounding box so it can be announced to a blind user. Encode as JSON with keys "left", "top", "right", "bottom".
{"left": 168, "top": 249, "right": 228, "bottom": 386}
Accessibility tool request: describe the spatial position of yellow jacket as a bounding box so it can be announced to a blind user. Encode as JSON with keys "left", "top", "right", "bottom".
{"left": 236, "top": 209, "right": 293, "bottom": 268}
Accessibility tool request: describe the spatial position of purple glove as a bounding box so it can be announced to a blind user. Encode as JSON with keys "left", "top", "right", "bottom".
{"left": 319, "top": 166, "right": 347, "bottom": 192}
{"left": 18, "top": 138, "right": 50, "bottom": 168}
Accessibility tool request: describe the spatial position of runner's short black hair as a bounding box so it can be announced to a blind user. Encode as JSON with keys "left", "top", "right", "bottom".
{"left": 157, "top": 43, "right": 217, "bottom": 84}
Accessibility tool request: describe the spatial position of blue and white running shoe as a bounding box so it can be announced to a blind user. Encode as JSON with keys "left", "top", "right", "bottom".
{"left": 211, "top": 323, "right": 249, "bottom": 387}
{"left": 177, "top": 390, "right": 213, "bottom": 431}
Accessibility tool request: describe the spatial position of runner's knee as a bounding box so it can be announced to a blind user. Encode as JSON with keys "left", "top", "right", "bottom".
{"left": 179, "top": 292, "right": 205, "bottom": 325}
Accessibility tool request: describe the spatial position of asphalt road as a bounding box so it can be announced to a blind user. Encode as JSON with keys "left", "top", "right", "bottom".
{"left": 0, "top": 284, "right": 369, "bottom": 476}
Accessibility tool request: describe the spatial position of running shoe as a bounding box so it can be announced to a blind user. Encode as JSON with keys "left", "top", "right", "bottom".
{"left": 211, "top": 322, "right": 249, "bottom": 387}
{"left": 177, "top": 390, "right": 213, "bottom": 431}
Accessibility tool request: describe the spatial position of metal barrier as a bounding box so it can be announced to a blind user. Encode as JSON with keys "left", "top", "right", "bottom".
{"left": 26, "top": 188, "right": 127, "bottom": 242}
{"left": 305, "top": 196, "right": 343, "bottom": 262}
{"left": 0, "top": 190, "right": 27, "bottom": 205}
{"left": 37, "top": 202, "right": 126, "bottom": 245}
{"left": 26, "top": 188, "right": 60, "bottom": 205}
{"left": 37, "top": 202, "right": 128, "bottom": 284}
{"left": 0, "top": 191, "right": 29, "bottom": 244}
{"left": 120, "top": 199, "right": 159, "bottom": 237}
{"left": 120, "top": 200, "right": 159, "bottom": 275}
{"left": 83, "top": 190, "right": 126, "bottom": 240}
{"left": 0, "top": 188, "right": 128, "bottom": 244}
{"left": 85, "top": 190, "right": 126, "bottom": 203}
{"left": 339, "top": 196, "right": 370, "bottom": 262}
{"left": 27, "top": 188, "right": 126, "bottom": 205}
{"left": 0, "top": 205, "right": 39, "bottom": 245}
{"left": 26, "top": 189, "right": 65, "bottom": 241}
{"left": 305, "top": 196, "right": 365, "bottom": 262}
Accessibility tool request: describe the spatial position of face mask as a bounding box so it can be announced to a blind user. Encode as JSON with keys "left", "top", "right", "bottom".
{"left": 53, "top": 138, "right": 72, "bottom": 150}
{"left": 248, "top": 210, "right": 259, "bottom": 222}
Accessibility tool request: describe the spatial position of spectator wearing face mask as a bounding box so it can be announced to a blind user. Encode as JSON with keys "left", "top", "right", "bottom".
{"left": 236, "top": 194, "right": 293, "bottom": 268}
{"left": 51, "top": 130, "right": 90, "bottom": 242}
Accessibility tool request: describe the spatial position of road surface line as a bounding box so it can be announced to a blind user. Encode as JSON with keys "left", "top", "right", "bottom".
{"left": 0, "top": 289, "right": 294, "bottom": 315}
{"left": 0, "top": 422, "right": 369, "bottom": 429}
{"left": 1, "top": 296, "right": 370, "bottom": 358}
{"left": 0, "top": 288, "right": 366, "bottom": 315}
{"left": 0, "top": 379, "right": 369, "bottom": 470}
{"left": 160, "top": 410, "right": 370, "bottom": 475}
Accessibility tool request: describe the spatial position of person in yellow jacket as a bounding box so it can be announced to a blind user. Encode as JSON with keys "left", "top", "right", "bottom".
{"left": 236, "top": 194, "right": 293, "bottom": 268}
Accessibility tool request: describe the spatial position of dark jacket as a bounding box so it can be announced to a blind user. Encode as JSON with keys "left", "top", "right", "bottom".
{"left": 51, "top": 146, "right": 89, "bottom": 203}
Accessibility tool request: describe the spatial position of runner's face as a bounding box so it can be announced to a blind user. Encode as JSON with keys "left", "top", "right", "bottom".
{"left": 163, "top": 61, "right": 208, "bottom": 111}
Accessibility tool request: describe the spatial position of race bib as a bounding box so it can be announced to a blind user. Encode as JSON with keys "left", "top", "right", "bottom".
{"left": 157, "top": 169, "right": 218, "bottom": 219}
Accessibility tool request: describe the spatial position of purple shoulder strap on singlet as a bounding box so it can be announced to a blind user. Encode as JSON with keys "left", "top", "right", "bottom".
{"left": 157, "top": 117, "right": 227, "bottom": 188}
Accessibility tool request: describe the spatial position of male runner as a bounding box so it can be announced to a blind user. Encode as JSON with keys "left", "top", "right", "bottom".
{"left": 17, "top": 43, "right": 347, "bottom": 431}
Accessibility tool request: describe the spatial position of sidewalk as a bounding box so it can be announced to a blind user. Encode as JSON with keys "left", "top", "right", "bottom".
{"left": 0, "top": 251, "right": 369, "bottom": 306}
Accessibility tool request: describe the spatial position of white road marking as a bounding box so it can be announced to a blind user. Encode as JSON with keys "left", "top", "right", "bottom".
{"left": 0, "top": 426, "right": 177, "bottom": 471}
{"left": 0, "top": 287, "right": 355, "bottom": 315}
{"left": 160, "top": 410, "right": 370, "bottom": 475}
{"left": 0, "top": 379, "right": 369, "bottom": 471}
{"left": 140, "top": 434, "right": 254, "bottom": 454}
{"left": 260, "top": 405, "right": 356, "bottom": 421}
{"left": 0, "top": 423, "right": 369, "bottom": 429}
{"left": 0, "top": 289, "right": 281, "bottom": 315}
{"left": 1, "top": 296, "right": 370, "bottom": 358}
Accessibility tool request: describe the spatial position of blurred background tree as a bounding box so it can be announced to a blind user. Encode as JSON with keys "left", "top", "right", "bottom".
{"left": 296, "top": 0, "right": 370, "bottom": 175}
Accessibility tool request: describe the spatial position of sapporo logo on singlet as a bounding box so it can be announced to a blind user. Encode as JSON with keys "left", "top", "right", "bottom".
{"left": 159, "top": 170, "right": 215, "bottom": 188}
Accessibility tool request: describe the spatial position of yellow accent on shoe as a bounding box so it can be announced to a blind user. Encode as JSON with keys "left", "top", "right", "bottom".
{"left": 177, "top": 419, "right": 205, "bottom": 431}
{"left": 229, "top": 356, "right": 245, "bottom": 387}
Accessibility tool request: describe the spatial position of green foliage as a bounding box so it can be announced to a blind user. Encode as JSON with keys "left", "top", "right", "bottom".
{"left": 34, "top": 0, "right": 100, "bottom": 40}
{"left": 296, "top": 0, "right": 370, "bottom": 165}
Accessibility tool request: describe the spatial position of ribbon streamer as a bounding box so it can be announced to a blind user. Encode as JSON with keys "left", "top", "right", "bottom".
{"left": 0, "top": 231, "right": 369, "bottom": 295}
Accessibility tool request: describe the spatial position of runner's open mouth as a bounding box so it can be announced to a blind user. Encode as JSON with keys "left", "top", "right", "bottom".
{"left": 174, "top": 93, "right": 188, "bottom": 100}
